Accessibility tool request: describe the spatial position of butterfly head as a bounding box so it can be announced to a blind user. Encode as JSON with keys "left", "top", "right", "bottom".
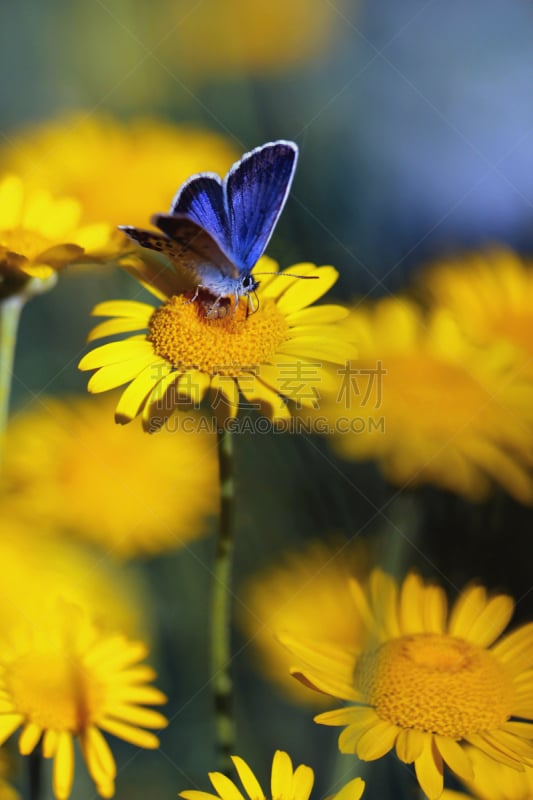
{"left": 238, "top": 272, "right": 260, "bottom": 297}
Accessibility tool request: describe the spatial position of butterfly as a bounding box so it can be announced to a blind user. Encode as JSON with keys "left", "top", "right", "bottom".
{"left": 119, "top": 140, "right": 300, "bottom": 317}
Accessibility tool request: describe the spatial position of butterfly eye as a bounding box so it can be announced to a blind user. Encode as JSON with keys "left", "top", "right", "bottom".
{"left": 242, "top": 275, "right": 256, "bottom": 291}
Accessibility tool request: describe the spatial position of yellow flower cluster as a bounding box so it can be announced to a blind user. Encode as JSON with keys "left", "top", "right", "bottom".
{"left": 1, "top": 394, "right": 218, "bottom": 557}
{"left": 0, "top": 114, "right": 238, "bottom": 299}
{"left": 321, "top": 248, "right": 533, "bottom": 503}
{"left": 2, "top": 109, "right": 533, "bottom": 800}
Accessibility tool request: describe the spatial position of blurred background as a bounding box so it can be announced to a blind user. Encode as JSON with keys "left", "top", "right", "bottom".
{"left": 1, "top": 0, "right": 533, "bottom": 798}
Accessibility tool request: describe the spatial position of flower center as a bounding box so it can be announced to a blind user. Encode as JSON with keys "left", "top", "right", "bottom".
{"left": 355, "top": 633, "right": 514, "bottom": 738}
{"left": 4, "top": 650, "right": 104, "bottom": 732}
{"left": 148, "top": 294, "right": 289, "bottom": 375}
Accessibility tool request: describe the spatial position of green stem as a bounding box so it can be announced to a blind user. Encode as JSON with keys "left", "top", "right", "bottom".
{"left": 0, "top": 296, "right": 23, "bottom": 467}
{"left": 211, "top": 426, "right": 236, "bottom": 775}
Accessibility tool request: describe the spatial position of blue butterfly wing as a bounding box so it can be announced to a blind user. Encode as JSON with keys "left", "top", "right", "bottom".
{"left": 225, "top": 140, "right": 298, "bottom": 273}
{"left": 121, "top": 217, "right": 239, "bottom": 299}
{"left": 152, "top": 213, "right": 238, "bottom": 281}
{"left": 169, "top": 174, "right": 233, "bottom": 258}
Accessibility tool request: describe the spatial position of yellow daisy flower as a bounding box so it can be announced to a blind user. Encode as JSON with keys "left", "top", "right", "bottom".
{"left": 159, "top": 0, "right": 343, "bottom": 78}
{"left": 328, "top": 297, "right": 533, "bottom": 503}
{"left": 420, "top": 247, "right": 533, "bottom": 375}
{"left": 238, "top": 537, "right": 373, "bottom": 706}
{"left": 0, "top": 115, "right": 238, "bottom": 228}
{"left": 0, "top": 522, "right": 147, "bottom": 639}
{"left": 79, "top": 257, "right": 352, "bottom": 427}
{"left": 0, "top": 175, "right": 111, "bottom": 299}
{"left": 0, "top": 606, "right": 167, "bottom": 800}
{"left": 179, "top": 750, "right": 365, "bottom": 800}
{"left": 0, "top": 394, "right": 217, "bottom": 557}
{"left": 284, "top": 569, "right": 533, "bottom": 800}
{"left": 442, "top": 747, "right": 533, "bottom": 800}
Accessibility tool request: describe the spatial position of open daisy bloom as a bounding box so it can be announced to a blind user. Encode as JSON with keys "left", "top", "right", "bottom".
{"left": 420, "top": 247, "right": 533, "bottom": 375}
{"left": 0, "top": 175, "right": 111, "bottom": 300}
{"left": 284, "top": 569, "right": 533, "bottom": 800}
{"left": 179, "top": 749, "right": 365, "bottom": 800}
{"left": 238, "top": 537, "right": 373, "bottom": 706}
{"left": 0, "top": 606, "right": 167, "bottom": 799}
{"left": 0, "top": 522, "right": 147, "bottom": 640}
{"left": 1, "top": 394, "right": 217, "bottom": 557}
{"left": 441, "top": 747, "right": 533, "bottom": 800}
{"left": 328, "top": 298, "right": 533, "bottom": 503}
{"left": 79, "top": 256, "right": 352, "bottom": 428}
{"left": 0, "top": 115, "right": 237, "bottom": 229}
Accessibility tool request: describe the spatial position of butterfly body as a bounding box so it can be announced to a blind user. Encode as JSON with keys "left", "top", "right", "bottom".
{"left": 119, "top": 140, "right": 298, "bottom": 312}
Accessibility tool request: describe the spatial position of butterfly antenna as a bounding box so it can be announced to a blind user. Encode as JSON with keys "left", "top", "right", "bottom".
{"left": 253, "top": 272, "right": 318, "bottom": 280}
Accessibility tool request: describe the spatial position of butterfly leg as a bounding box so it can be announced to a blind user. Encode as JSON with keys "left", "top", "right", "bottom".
{"left": 185, "top": 285, "right": 202, "bottom": 305}
{"left": 206, "top": 295, "right": 225, "bottom": 318}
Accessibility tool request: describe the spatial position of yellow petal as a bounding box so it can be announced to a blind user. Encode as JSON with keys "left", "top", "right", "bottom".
{"left": 399, "top": 573, "right": 426, "bottom": 633}
{"left": 501, "top": 720, "right": 533, "bottom": 739}
{"left": 292, "top": 764, "right": 314, "bottom": 800}
{"left": 0, "top": 714, "right": 22, "bottom": 746}
{"left": 448, "top": 586, "right": 488, "bottom": 639}
{"left": 92, "top": 300, "right": 155, "bottom": 319}
{"left": 414, "top": 737, "right": 444, "bottom": 800}
{"left": 181, "top": 793, "right": 218, "bottom": 800}
{"left": 99, "top": 718, "right": 159, "bottom": 748}
{"left": 260, "top": 265, "right": 315, "bottom": 301}
{"left": 275, "top": 266, "right": 339, "bottom": 314}
{"left": 339, "top": 721, "right": 376, "bottom": 754}
{"left": 333, "top": 777, "right": 365, "bottom": 800}
{"left": 463, "top": 733, "right": 521, "bottom": 769}
{"left": 231, "top": 756, "right": 264, "bottom": 800}
{"left": 87, "top": 316, "right": 150, "bottom": 342}
{"left": 285, "top": 305, "right": 349, "bottom": 325}
{"left": 79, "top": 337, "right": 151, "bottom": 370}
{"left": 314, "top": 707, "right": 365, "bottom": 727}
{"left": 423, "top": 585, "right": 448, "bottom": 633}
{"left": 491, "top": 622, "right": 533, "bottom": 671}
{"left": 88, "top": 353, "right": 158, "bottom": 393}
{"left": 395, "top": 728, "right": 425, "bottom": 763}
{"left": 114, "top": 362, "right": 167, "bottom": 424}
{"left": 279, "top": 338, "right": 349, "bottom": 364}
{"left": 42, "top": 729, "right": 59, "bottom": 758}
{"left": 434, "top": 737, "right": 474, "bottom": 783}
{"left": 280, "top": 635, "right": 355, "bottom": 684}
{"left": 356, "top": 719, "right": 399, "bottom": 760}
{"left": 52, "top": 732, "right": 74, "bottom": 800}
{"left": 466, "top": 594, "right": 514, "bottom": 647}
{"left": 487, "top": 728, "right": 533, "bottom": 760}
{"left": 108, "top": 704, "right": 167, "bottom": 729}
{"left": 81, "top": 725, "right": 117, "bottom": 785}
{"left": 271, "top": 751, "right": 293, "bottom": 800}
{"left": 291, "top": 666, "right": 357, "bottom": 699}
{"left": 208, "top": 772, "right": 246, "bottom": 800}
{"left": 19, "top": 722, "right": 43, "bottom": 754}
